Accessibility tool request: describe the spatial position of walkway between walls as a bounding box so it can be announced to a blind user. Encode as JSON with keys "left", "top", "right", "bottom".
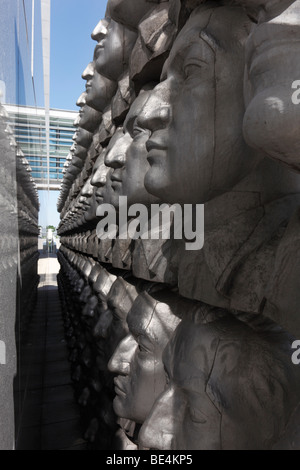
{"left": 15, "top": 253, "right": 87, "bottom": 450}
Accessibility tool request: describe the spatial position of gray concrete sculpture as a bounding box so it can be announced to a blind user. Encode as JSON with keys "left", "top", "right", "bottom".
{"left": 139, "top": 5, "right": 256, "bottom": 204}
{"left": 106, "top": 0, "right": 162, "bottom": 29}
{"left": 138, "top": 3, "right": 300, "bottom": 334}
{"left": 108, "top": 289, "right": 193, "bottom": 424}
{"left": 92, "top": 17, "right": 137, "bottom": 82}
{"left": 139, "top": 308, "right": 300, "bottom": 450}
{"left": 106, "top": 85, "right": 159, "bottom": 207}
{"left": 57, "top": 0, "right": 300, "bottom": 451}
{"left": 82, "top": 62, "right": 117, "bottom": 113}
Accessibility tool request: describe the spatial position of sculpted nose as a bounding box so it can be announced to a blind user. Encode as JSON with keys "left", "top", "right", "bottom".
{"left": 136, "top": 82, "right": 171, "bottom": 133}
{"left": 138, "top": 98, "right": 171, "bottom": 133}
{"left": 108, "top": 334, "right": 137, "bottom": 375}
{"left": 73, "top": 114, "right": 81, "bottom": 127}
{"left": 92, "top": 19, "right": 109, "bottom": 42}
{"left": 105, "top": 150, "right": 125, "bottom": 169}
{"left": 76, "top": 92, "right": 86, "bottom": 107}
{"left": 82, "top": 62, "right": 94, "bottom": 80}
{"left": 105, "top": 135, "right": 131, "bottom": 169}
{"left": 91, "top": 163, "right": 109, "bottom": 188}
{"left": 81, "top": 179, "right": 93, "bottom": 197}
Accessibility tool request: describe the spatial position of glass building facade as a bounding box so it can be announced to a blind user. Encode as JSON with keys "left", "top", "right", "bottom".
{"left": 0, "top": 0, "right": 52, "bottom": 449}
{"left": 5, "top": 104, "right": 76, "bottom": 189}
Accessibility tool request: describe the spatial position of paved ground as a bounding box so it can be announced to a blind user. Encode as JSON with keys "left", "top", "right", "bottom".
{"left": 14, "top": 253, "right": 86, "bottom": 450}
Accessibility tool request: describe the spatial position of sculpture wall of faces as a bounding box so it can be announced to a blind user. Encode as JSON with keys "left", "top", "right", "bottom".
{"left": 57, "top": 0, "right": 300, "bottom": 450}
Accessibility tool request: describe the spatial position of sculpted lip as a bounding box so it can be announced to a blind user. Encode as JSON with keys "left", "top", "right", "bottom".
{"left": 111, "top": 169, "right": 123, "bottom": 185}
{"left": 95, "top": 188, "right": 104, "bottom": 203}
{"left": 111, "top": 175, "right": 122, "bottom": 183}
{"left": 95, "top": 196, "right": 103, "bottom": 204}
{"left": 146, "top": 140, "right": 167, "bottom": 153}
{"left": 146, "top": 140, "right": 168, "bottom": 165}
{"left": 95, "top": 44, "right": 104, "bottom": 57}
{"left": 114, "top": 377, "right": 126, "bottom": 395}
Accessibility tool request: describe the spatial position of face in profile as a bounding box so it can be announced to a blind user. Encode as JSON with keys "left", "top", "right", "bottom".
{"left": 80, "top": 177, "right": 94, "bottom": 201}
{"left": 106, "top": 88, "right": 160, "bottom": 207}
{"left": 90, "top": 149, "right": 110, "bottom": 206}
{"left": 78, "top": 104, "right": 102, "bottom": 133}
{"left": 93, "top": 18, "right": 137, "bottom": 81}
{"left": 139, "top": 311, "right": 300, "bottom": 450}
{"left": 75, "top": 126, "right": 92, "bottom": 149}
{"left": 80, "top": 178, "right": 98, "bottom": 222}
{"left": 137, "top": 5, "right": 257, "bottom": 204}
{"left": 76, "top": 92, "right": 86, "bottom": 108}
{"left": 108, "top": 291, "right": 182, "bottom": 424}
{"left": 93, "top": 277, "right": 140, "bottom": 362}
{"left": 92, "top": 18, "right": 110, "bottom": 42}
{"left": 103, "top": 129, "right": 131, "bottom": 207}
{"left": 138, "top": 317, "right": 221, "bottom": 450}
{"left": 82, "top": 62, "right": 117, "bottom": 112}
{"left": 102, "top": 128, "right": 131, "bottom": 207}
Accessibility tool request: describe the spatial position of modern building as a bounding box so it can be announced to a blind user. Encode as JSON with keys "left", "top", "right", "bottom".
{"left": 5, "top": 104, "right": 77, "bottom": 190}
{"left": 0, "top": 0, "right": 54, "bottom": 449}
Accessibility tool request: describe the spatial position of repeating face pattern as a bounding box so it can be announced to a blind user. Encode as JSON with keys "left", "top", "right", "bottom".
{"left": 57, "top": 0, "right": 300, "bottom": 451}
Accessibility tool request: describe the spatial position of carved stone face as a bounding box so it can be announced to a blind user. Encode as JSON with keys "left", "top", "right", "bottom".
{"left": 83, "top": 192, "right": 97, "bottom": 222}
{"left": 99, "top": 169, "right": 113, "bottom": 205}
{"left": 83, "top": 62, "right": 117, "bottom": 112}
{"left": 108, "top": 292, "right": 181, "bottom": 424}
{"left": 76, "top": 92, "right": 86, "bottom": 108}
{"left": 81, "top": 177, "right": 93, "bottom": 199}
{"left": 90, "top": 149, "right": 110, "bottom": 205}
{"left": 139, "top": 312, "right": 299, "bottom": 450}
{"left": 90, "top": 132, "right": 127, "bottom": 207}
{"left": 101, "top": 128, "right": 130, "bottom": 207}
{"left": 104, "top": 128, "right": 131, "bottom": 207}
{"left": 73, "top": 144, "right": 87, "bottom": 161}
{"left": 78, "top": 104, "right": 102, "bottom": 133}
{"left": 75, "top": 126, "right": 92, "bottom": 149}
{"left": 139, "top": 318, "right": 221, "bottom": 449}
{"left": 80, "top": 177, "right": 98, "bottom": 222}
{"left": 93, "top": 18, "right": 137, "bottom": 81}
{"left": 91, "top": 18, "right": 110, "bottom": 42}
{"left": 138, "top": 5, "right": 257, "bottom": 204}
{"left": 106, "top": 0, "right": 160, "bottom": 29}
{"left": 93, "top": 278, "right": 139, "bottom": 362}
{"left": 106, "top": 89, "right": 160, "bottom": 206}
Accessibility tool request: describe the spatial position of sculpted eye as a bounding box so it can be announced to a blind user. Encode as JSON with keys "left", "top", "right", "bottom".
{"left": 132, "top": 126, "right": 144, "bottom": 138}
{"left": 165, "top": 371, "right": 170, "bottom": 386}
{"left": 183, "top": 56, "right": 208, "bottom": 79}
{"left": 184, "top": 64, "right": 202, "bottom": 77}
{"left": 137, "top": 335, "right": 153, "bottom": 354}
{"left": 189, "top": 406, "right": 207, "bottom": 424}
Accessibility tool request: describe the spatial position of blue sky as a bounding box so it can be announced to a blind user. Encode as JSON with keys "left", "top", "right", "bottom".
{"left": 50, "top": 0, "right": 108, "bottom": 111}
{"left": 39, "top": 0, "right": 108, "bottom": 229}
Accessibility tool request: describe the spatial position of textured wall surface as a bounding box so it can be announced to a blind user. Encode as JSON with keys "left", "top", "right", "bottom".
{"left": 57, "top": 0, "right": 300, "bottom": 450}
